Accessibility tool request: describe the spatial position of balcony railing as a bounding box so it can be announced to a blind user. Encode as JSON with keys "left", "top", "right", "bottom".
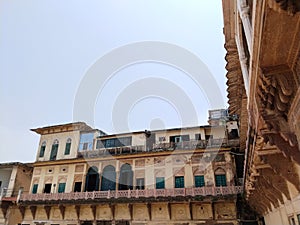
{"left": 0, "top": 188, "right": 22, "bottom": 203}
{"left": 78, "top": 139, "right": 240, "bottom": 158}
{"left": 153, "top": 139, "right": 239, "bottom": 150}
{"left": 78, "top": 145, "right": 145, "bottom": 158}
{"left": 20, "top": 186, "right": 243, "bottom": 202}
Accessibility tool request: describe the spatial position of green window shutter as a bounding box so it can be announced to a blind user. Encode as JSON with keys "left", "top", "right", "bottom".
{"left": 215, "top": 175, "right": 227, "bottom": 187}
{"left": 50, "top": 144, "right": 58, "bottom": 160}
{"left": 156, "top": 177, "right": 165, "bottom": 189}
{"left": 175, "top": 176, "right": 184, "bottom": 188}
{"left": 32, "top": 184, "right": 38, "bottom": 194}
{"left": 39, "top": 146, "right": 45, "bottom": 157}
{"left": 58, "top": 183, "right": 66, "bottom": 193}
{"left": 195, "top": 175, "right": 205, "bottom": 187}
{"left": 64, "top": 143, "right": 71, "bottom": 155}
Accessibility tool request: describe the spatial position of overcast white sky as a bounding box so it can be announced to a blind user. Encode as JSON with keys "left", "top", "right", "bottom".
{"left": 0, "top": 1, "right": 227, "bottom": 163}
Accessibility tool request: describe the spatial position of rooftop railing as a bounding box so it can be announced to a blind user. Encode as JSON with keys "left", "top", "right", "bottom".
{"left": 20, "top": 186, "right": 243, "bottom": 202}
{"left": 78, "top": 139, "right": 240, "bottom": 158}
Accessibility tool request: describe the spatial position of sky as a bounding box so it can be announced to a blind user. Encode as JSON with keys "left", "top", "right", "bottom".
{"left": 0, "top": 1, "right": 227, "bottom": 163}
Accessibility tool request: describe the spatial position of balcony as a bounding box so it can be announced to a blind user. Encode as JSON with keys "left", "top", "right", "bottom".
{"left": 78, "top": 145, "right": 145, "bottom": 158}
{"left": 153, "top": 139, "right": 239, "bottom": 151}
{"left": 0, "top": 188, "right": 19, "bottom": 203}
{"left": 19, "top": 186, "right": 243, "bottom": 204}
{"left": 78, "top": 139, "right": 240, "bottom": 158}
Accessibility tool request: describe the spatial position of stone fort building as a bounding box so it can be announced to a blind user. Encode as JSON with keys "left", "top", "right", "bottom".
{"left": 0, "top": 110, "right": 243, "bottom": 225}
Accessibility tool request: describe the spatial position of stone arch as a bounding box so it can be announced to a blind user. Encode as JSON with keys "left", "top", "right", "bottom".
{"left": 119, "top": 163, "right": 133, "bottom": 190}
{"left": 101, "top": 165, "right": 116, "bottom": 191}
{"left": 85, "top": 166, "right": 99, "bottom": 191}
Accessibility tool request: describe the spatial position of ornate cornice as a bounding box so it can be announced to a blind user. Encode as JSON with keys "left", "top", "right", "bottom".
{"left": 225, "top": 40, "right": 244, "bottom": 113}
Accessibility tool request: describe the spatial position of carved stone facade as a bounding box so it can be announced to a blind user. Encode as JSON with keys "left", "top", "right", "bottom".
{"left": 222, "top": 0, "right": 300, "bottom": 224}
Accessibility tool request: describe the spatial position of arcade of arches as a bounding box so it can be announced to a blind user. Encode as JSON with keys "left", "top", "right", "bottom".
{"left": 85, "top": 164, "right": 133, "bottom": 191}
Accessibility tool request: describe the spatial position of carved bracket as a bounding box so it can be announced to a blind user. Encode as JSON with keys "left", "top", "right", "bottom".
{"left": 59, "top": 205, "right": 65, "bottom": 220}
{"left": 75, "top": 205, "right": 80, "bottom": 220}
{"left": 258, "top": 65, "right": 299, "bottom": 148}
{"left": 128, "top": 204, "right": 133, "bottom": 220}
{"left": 258, "top": 177, "right": 281, "bottom": 207}
{"left": 167, "top": 203, "right": 171, "bottom": 220}
{"left": 189, "top": 201, "right": 193, "bottom": 220}
{"left": 90, "top": 205, "right": 96, "bottom": 220}
{"left": 19, "top": 206, "right": 26, "bottom": 220}
{"left": 262, "top": 132, "right": 300, "bottom": 165}
{"left": 261, "top": 168, "right": 291, "bottom": 200}
{"left": 44, "top": 206, "right": 51, "bottom": 220}
{"left": 264, "top": 154, "right": 300, "bottom": 192}
{"left": 147, "top": 203, "right": 151, "bottom": 220}
{"left": 274, "top": 0, "right": 300, "bottom": 14}
{"left": 1, "top": 203, "right": 9, "bottom": 219}
{"left": 29, "top": 206, "right": 37, "bottom": 220}
{"left": 109, "top": 204, "right": 115, "bottom": 219}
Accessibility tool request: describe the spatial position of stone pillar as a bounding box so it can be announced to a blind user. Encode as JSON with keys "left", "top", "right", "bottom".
{"left": 116, "top": 161, "right": 120, "bottom": 191}
{"left": 115, "top": 171, "right": 119, "bottom": 191}
{"left": 132, "top": 160, "right": 136, "bottom": 190}
{"left": 237, "top": 0, "right": 252, "bottom": 49}
{"left": 165, "top": 159, "right": 173, "bottom": 189}
{"left": 184, "top": 163, "right": 193, "bottom": 187}
{"left": 7, "top": 166, "right": 18, "bottom": 197}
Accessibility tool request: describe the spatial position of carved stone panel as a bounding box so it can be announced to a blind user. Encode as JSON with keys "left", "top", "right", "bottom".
{"left": 35, "top": 206, "right": 47, "bottom": 221}
{"left": 114, "top": 204, "right": 131, "bottom": 220}
{"left": 171, "top": 204, "right": 190, "bottom": 220}
{"left": 50, "top": 206, "right": 63, "bottom": 220}
{"left": 96, "top": 205, "right": 113, "bottom": 221}
{"left": 132, "top": 204, "right": 149, "bottom": 221}
{"left": 79, "top": 205, "right": 94, "bottom": 221}
{"left": 151, "top": 203, "right": 169, "bottom": 221}
{"left": 192, "top": 203, "right": 213, "bottom": 220}
{"left": 214, "top": 202, "right": 236, "bottom": 220}
{"left": 63, "top": 205, "right": 78, "bottom": 221}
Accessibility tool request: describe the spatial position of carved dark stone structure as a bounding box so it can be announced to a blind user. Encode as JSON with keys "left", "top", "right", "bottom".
{"left": 222, "top": 0, "right": 300, "bottom": 224}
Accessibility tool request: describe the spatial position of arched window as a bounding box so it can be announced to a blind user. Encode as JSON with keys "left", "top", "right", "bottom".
{"left": 39, "top": 141, "right": 46, "bottom": 157}
{"left": 119, "top": 164, "right": 133, "bottom": 190}
{"left": 64, "top": 138, "right": 72, "bottom": 155}
{"left": 193, "top": 168, "right": 205, "bottom": 187}
{"left": 214, "top": 168, "right": 227, "bottom": 187}
{"left": 50, "top": 139, "right": 59, "bottom": 161}
{"left": 85, "top": 166, "right": 99, "bottom": 192}
{"left": 101, "top": 165, "right": 116, "bottom": 191}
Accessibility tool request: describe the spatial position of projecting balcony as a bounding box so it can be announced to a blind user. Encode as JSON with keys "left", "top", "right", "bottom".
{"left": 78, "top": 145, "right": 145, "bottom": 158}
{"left": 153, "top": 138, "right": 239, "bottom": 150}
{"left": 0, "top": 188, "right": 20, "bottom": 203}
{"left": 77, "top": 139, "right": 239, "bottom": 158}
{"left": 19, "top": 186, "right": 243, "bottom": 204}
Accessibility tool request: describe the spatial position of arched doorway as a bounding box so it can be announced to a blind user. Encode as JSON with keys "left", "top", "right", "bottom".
{"left": 85, "top": 166, "right": 99, "bottom": 191}
{"left": 101, "top": 165, "right": 116, "bottom": 191}
{"left": 119, "top": 164, "right": 133, "bottom": 190}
